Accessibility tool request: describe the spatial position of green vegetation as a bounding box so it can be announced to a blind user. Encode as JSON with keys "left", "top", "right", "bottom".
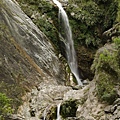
{"left": 96, "top": 73, "right": 118, "bottom": 104}
{"left": 116, "top": 0, "right": 120, "bottom": 21}
{"left": 46, "top": 106, "right": 57, "bottom": 120}
{"left": 67, "top": 0, "right": 118, "bottom": 47}
{"left": 92, "top": 50, "right": 118, "bottom": 104}
{"left": 113, "top": 37, "right": 120, "bottom": 48}
{"left": 17, "top": 0, "right": 59, "bottom": 51}
{"left": 43, "top": 100, "right": 78, "bottom": 120}
{"left": 0, "top": 93, "right": 13, "bottom": 120}
{"left": 17, "top": 0, "right": 119, "bottom": 83}
{"left": 91, "top": 37, "right": 120, "bottom": 104}
{"left": 17, "top": 0, "right": 119, "bottom": 48}
{"left": 16, "top": 0, "right": 120, "bottom": 105}
{"left": 60, "top": 99, "right": 78, "bottom": 118}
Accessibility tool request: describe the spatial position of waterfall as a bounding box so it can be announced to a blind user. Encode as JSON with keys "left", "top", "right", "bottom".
{"left": 56, "top": 103, "right": 61, "bottom": 120}
{"left": 53, "top": 0, "right": 83, "bottom": 86}
{"left": 43, "top": 107, "right": 47, "bottom": 120}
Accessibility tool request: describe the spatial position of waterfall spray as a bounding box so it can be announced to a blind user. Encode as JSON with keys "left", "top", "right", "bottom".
{"left": 53, "top": 0, "right": 83, "bottom": 86}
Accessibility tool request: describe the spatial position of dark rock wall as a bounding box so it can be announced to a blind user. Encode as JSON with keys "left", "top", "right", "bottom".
{"left": 0, "top": 0, "right": 64, "bottom": 109}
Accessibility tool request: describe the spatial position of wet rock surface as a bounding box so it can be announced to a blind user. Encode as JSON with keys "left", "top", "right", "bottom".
{"left": 105, "top": 98, "right": 120, "bottom": 120}
{"left": 17, "top": 81, "right": 72, "bottom": 120}
{"left": 0, "top": 0, "right": 63, "bottom": 79}
{"left": 16, "top": 81, "right": 107, "bottom": 120}
{"left": 0, "top": 0, "right": 65, "bottom": 112}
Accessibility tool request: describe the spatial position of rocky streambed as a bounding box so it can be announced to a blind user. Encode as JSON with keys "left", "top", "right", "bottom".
{"left": 8, "top": 78, "right": 119, "bottom": 120}
{"left": 11, "top": 80, "right": 103, "bottom": 120}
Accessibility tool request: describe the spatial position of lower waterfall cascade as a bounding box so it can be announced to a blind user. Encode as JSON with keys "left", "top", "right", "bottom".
{"left": 56, "top": 103, "right": 61, "bottom": 120}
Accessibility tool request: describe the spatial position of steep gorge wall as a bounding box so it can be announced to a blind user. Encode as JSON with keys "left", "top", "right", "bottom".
{"left": 0, "top": 0, "right": 64, "bottom": 110}
{"left": 0, "top": 0, "right": 120, "bottom": 119}
{"left": 17, "top": 0, "right": 119, "bottom": 81}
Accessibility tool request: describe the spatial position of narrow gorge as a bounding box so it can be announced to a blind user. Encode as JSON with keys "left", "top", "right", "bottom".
{"left": 0, "top": 0, "right": 120, "bottom": 120}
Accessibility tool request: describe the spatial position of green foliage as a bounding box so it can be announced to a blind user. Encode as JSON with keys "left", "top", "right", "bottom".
{"left": 91, "top": 49, "right": 118, "bottom": 73}
{"left": 0, "top": 81, "right": 24, "bottom": 112}
{"left": 96, "top": 73, "right": 118, "bottom": 104}
{"left": 93, "top": 0, "right": 112, "bottom": 4}
{"left": 67, "top": 0, "right": 118, "bottom": 47}
{"left": 17, "top": 0, "right": 59, "bottom": 50}
{"left": 102, "top": 1, "right": 118, "bottom": 29}
{"left": 17, "top": 0, "right": 119, "bottom": 50}
{"left": 91, "top": 46, "right": 120, "bottom": 104}
{"left": 0, "top": 93, "right": 13, "bottom": 119}
{"left": 99, "top": 51, "right": 115, "bottom": 63}
{"left": 68, "top": 1, "right": 102, "bottom": 26}
{"left": 113, "top": 37, "right": 120, "bottom": 48}
{"left": 34, "top": 17, "right": 58, "bottom": 48}
{"left": 60, "top": 99, "right": 78, "bottom": 118}
{"left": 116, "top": 0, "right": 120, "bottom": 22}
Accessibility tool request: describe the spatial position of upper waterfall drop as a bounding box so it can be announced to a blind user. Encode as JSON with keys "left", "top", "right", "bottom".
{"left": 53, "top": 0, "right": 83, "bottom": 86}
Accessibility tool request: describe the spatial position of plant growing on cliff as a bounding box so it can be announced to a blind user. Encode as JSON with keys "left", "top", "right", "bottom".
{"left": 67, "top": 0, "right": 118, "bottom": 47}
{"left": 113, "top": 37, "right": 120, "bottom": 49}
{"left": 96, "top": 73, "right": 118, "bottom": 104}
{"left": 0, "top": 93, "right": 13, "bottom": 120}
{"left": 17, "top": 0, "right": 59, "bottom": 51}
{"left": 60, "top": 99, "right": 78, "bottom": 118}
{"left": 91, "top": 47, "right": 119, "bottom": 104}
{"left": 116, "top": 0, "right": 120, "bottom": 22}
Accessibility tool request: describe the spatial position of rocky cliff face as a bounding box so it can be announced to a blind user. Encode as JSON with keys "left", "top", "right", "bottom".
{"left": 0, "top": 0, "right": 62, "bottom": 78}
{"left": 16, "top": 0, "right": 118, "bottom": 81}
{"left": 14, "top": 15, "right": 120, "bottom": 120}
{"left": 0, "top": 0, "right": 64, "bottom": 111}
{"left": 0, "top": 0, "right": 120, "bottom": 120}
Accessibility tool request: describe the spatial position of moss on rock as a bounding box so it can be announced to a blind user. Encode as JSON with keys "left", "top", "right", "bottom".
{"left": 91, "top": 40, "right": 120, "bottom": 104}
{"left": 67, "top": 0, "right": 118, "bottom": 47}
{"left": 60, "top": 99, "right": 78, "bottom": 118}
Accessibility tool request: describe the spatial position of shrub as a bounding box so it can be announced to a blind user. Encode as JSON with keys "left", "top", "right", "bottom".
{"left": 0, "top": 93, "right": 13, "bottom": 120}
{"left": 113, "top": 37, "right": 120, "bottom": 48}
{"left": 60, "top": 99, "right": 78, "bottom": 118}
{"left": 96, "top": 73, "right": 118, "bottom": 104}
{"left": 67, "top": 0, "right": 118, "bottom": 47}
{"left": 91, "top": 46, "right": 119, "bottom": 104}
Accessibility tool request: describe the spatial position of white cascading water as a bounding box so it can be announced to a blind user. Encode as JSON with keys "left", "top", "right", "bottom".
{"left": 43, "top": 107, "right": 47, "bottom": 120}
{"left": 53, "top": 0, "right": 83, "bottom": 85}
{"left": 56, "top": 103, "right": 61, "bottom": 120}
